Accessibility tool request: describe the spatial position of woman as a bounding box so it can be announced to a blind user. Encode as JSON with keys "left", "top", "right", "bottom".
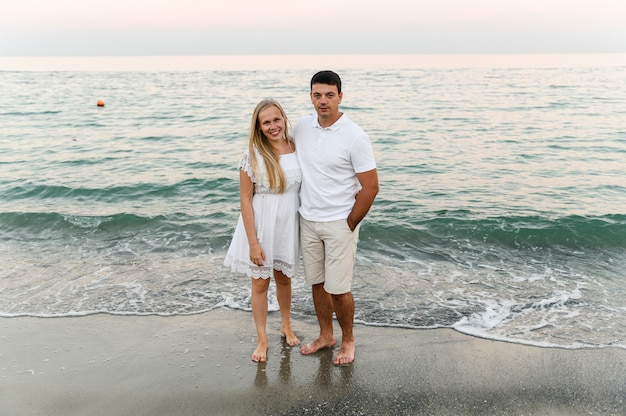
{"left": 224, "top": 99, "right": 301, "bottom": 362}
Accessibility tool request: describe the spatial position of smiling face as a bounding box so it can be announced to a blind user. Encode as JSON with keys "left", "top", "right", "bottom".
{"left": 258, "top": 105, "right": 286, "bottom": 143}
{"left": 310, "top": 83, "right": 343, "bottom": 127}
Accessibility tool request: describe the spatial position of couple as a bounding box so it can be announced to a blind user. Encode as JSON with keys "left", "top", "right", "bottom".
{"left": 224, "top": 70, "right": 379, "bottom": 366}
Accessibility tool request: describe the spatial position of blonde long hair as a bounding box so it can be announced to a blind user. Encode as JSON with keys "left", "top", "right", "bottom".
{"left": 248, "top": 99, "right": 292, "bottom": 193}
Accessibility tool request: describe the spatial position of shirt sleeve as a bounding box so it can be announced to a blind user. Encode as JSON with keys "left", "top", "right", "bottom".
{"left": 351, "top": 133, "right": 377, "bottom": 173}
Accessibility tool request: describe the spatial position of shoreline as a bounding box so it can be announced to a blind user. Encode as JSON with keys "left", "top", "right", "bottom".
{"left": 1, "top": 309, "right": 625, "bottom": 415}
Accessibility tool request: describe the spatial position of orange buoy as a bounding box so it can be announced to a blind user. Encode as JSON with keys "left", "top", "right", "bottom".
{"left": 97, "top": 100, "right": 105, "bottom": 107}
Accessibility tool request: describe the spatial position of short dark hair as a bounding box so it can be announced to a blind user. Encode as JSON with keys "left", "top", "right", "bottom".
{"left": 310, "top": 70, "right": 342, "bottom": 94}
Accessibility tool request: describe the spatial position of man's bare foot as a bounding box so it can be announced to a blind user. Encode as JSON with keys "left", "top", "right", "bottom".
{"left": 300, "top": 336, "right": 336, "bottom": 355}
{"left": 251, "top": 342, "right": 268, "bottom": 363}
{"left": 280, "top": 326, "right": 301, "bottom": 347}
{"left": 333, "top": 341, "right": 355, "bottom": 365}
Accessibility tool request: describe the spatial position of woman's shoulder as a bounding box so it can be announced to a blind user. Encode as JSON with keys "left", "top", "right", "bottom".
{"left": 240, "top": 147, "right": 265, "bottom": 161}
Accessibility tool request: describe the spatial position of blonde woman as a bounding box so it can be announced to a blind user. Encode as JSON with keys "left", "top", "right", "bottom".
{"left": 224, "top": 99, "right": 301, "bottom": 362}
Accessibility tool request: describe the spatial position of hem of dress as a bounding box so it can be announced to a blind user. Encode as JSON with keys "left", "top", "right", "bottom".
{"left": 224, "top": 257, "right": 297, "bottom": 279}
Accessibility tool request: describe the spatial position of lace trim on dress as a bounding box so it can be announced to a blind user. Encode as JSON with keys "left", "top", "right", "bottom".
{"left": 238, "top": 151, "right": 254, "bottom": 179}
{"left": 225, "top": 256, "right": 296, "bottom": 279}
{"left": 237, "top": 150, "right": 302, "bottom": 189}
{"left": 282, "top": 167, "right": 302, "bottom": 187}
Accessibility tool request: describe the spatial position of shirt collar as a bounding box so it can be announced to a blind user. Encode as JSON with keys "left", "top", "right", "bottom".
{"left": 312, "top": 112, "right": 345, "bottom": 130}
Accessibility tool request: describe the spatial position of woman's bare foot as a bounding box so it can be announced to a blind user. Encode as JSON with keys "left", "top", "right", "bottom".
{"left": 280, "top": 326, "right": 301, "bottom": 347}
{"left": 333, "top": 341, "right": 355, "bottom": 365}
{"left": 300, "top": 336, "right": 336, "bottom": 355}
{"left": 252, "top": 341, "right": 268, "bottom": 363}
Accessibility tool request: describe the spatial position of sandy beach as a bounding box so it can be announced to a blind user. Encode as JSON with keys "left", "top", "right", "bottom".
{"left": 1, "top": 309, "right": 624, "bottom": 415}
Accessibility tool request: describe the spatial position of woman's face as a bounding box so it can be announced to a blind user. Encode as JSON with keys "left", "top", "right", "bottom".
{"left": 258, "top": 105, "right": 285, "bottom": 142}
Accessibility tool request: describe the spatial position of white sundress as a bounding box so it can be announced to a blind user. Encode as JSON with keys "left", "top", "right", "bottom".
{"left": 223, "top": 149, "right": 301, "bottom": 279}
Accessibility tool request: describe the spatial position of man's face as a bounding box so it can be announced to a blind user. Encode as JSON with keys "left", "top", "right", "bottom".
{"left": 310, "top": 83, "right": 343, "bottom": 120}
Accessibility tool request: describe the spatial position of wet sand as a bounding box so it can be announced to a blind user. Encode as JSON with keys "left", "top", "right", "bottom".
{"left": 1, "top": 309, "right": 625, "bottom": 415}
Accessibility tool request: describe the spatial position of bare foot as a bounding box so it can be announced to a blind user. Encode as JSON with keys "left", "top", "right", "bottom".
{"left": 333, "top": 341, "right": 355, "bottom": 365}
{"left": 251, "top": 341, "right": 268, "bottom": 363}
{"left": 300, "top": 336, "right": 336, "bottom": 355}
{"left": 280, "top": 326, "right": 301, "bottom": 347}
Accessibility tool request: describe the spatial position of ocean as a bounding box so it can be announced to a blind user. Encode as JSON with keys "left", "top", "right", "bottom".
{"left": 1, "top": 54, "right": 625, "bottom": 350}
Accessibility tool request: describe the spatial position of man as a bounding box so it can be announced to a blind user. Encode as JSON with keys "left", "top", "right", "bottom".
{"left": 293, "top": 70, "right": 379, "bottom": 365}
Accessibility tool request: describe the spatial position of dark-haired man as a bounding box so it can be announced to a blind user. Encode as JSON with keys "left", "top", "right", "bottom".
{"left": 293, "top": 70, "right": 379, "bottom": 365}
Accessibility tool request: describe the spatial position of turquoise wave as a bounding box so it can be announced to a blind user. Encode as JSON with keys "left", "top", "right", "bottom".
{"left": 2, "top": 177, "right": 234, "bottom": 202}
{"left": 3, "top": 209, "right": 624, "bottom": 251}
{"left": 364, "top": 213, "right": 626, "bottom": 250}
{"left": 0, "top": 211, "right": 162, "bottom": 232}
{"left": 0, "top": 211, "right": 233, "bottom": 251}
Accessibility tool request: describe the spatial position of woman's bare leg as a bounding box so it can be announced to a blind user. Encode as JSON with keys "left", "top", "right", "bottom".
{"left": 274, "top": 270, "right": 300, "bottom": 346}
{"left": 251, "top": 277, "right": 270, "bottom": 362}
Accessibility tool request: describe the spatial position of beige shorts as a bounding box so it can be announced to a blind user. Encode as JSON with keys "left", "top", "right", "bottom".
{"left": 299, "top": 217, "right": 360, "bottom": 295}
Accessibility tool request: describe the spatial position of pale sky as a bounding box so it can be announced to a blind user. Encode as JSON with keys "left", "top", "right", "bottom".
{"left": 1, "top": 0, "right": 625, "bottom": 56}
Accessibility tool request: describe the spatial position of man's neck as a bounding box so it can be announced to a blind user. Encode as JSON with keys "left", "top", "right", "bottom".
{"left": 318, "top": 112, "right": 342, "bottom": 128}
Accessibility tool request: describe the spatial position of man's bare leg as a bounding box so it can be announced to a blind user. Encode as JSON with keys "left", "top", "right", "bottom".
{"left": 251, "top": 277, "right": 270, "bottom": 362}
{"left": 332, "top": 291, "right": 355, "bottom": 365}
{"left": 300, "top": 283, "right": 336, "bottom": 354}
{"left": 274, "top": 270, "right": 300, "bottom": 346}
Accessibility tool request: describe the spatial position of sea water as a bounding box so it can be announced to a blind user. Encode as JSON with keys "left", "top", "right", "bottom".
{"left": 1, "top": 54, "right": 625, "bottom": 349}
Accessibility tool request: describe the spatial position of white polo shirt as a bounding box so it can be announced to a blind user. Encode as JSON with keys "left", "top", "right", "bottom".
{"left": 293, "top": 113, "right": 376, "bottom": 222}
